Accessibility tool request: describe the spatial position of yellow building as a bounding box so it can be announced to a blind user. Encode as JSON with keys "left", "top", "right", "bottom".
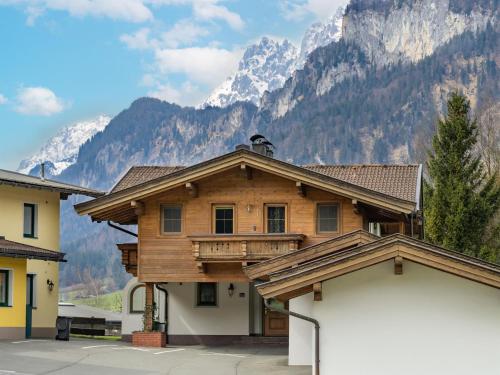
{"left": 0, "top": 168, "right": 102, "bottom": 339}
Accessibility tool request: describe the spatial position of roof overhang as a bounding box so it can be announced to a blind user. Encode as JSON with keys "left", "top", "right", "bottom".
{"left": 75, "top": 150, "right": 416, "bottom": 220}
{"left": 256, "top": 235, "right": 500, "bottom": 299}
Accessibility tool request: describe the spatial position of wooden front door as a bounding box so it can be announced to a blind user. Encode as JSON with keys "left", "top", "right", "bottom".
{"left": 264, "top": 302, "right": 289, "bottom": 336}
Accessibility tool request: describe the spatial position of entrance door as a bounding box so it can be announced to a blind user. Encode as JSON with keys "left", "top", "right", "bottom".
{"left": 264, "top": 301, "right": 289, "bottom": 336}
{"left": 26, "top": 274, "right": 34, "bottom": 338}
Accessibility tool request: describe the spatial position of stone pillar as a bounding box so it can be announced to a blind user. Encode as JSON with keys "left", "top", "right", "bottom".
{"left": 145, "top": 282, "right": 154, "bottom": 331}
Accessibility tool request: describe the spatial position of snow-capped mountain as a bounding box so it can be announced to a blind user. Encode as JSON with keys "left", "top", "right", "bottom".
{"left": 18, "top": 115, "right": 111, "bottom": 176}
{"left": 203, "top": 37, "right": 298, "bottom": 108}
{"left": 203, "top": 6, "right": 345, "bottom": 108}
{"left": 296, "top": 6, "right": 345, "bottom": 67}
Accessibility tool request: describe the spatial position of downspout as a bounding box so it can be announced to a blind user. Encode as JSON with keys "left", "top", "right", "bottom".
{"left": 156, "top": 284, "right": 168, "bottom": 334}
{"left": 264, "top": 298, "right": 320, "bottom": 375}
{"left": 107, "top": 221, "right": 138, "bottom": 237}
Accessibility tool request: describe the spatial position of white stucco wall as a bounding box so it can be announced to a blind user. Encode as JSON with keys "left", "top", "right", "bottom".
{"left": 164, "top": 282, "right": 249, "bottom": 335}
{"left": 312, "top": 260, "right": 500, "bottom": 375}
{"left": 289, "top": 293, "right": 313, "bottom": 366}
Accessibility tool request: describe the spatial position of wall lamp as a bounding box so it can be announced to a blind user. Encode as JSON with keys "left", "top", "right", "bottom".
{"left": 47, "top": 279, "right": 55, "bottom": 292}
{"left": 228, "top": 283, "right": 235, "bottom": 297}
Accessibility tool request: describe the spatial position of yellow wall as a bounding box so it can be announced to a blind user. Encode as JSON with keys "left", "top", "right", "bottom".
{"left": 0, "top": 185, "right": 60, "bottom": 330}
{"left": 0, "top": 258, "right": 27, "bottom": 327}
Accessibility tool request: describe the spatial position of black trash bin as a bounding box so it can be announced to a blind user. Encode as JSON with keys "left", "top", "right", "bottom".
{"left": 55, "top": 316, "right": 72, "bottom": 341}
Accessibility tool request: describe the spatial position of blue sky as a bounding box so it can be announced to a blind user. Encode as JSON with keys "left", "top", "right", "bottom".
{"left": 0, "top": 0, "right": 346, "bottom": 170}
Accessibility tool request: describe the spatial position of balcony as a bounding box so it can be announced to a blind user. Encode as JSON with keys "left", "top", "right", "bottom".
{"left": 188, "top": 234, "right": 305, "bottom": 266}
{"left": 117, "top": 243, "right": 138, "bottom": 276}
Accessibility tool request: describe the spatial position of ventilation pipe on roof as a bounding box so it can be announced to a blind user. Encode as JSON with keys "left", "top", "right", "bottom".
{"left": 264, "top": 298, "right": 320, "bottom": 375}
{"left": 40, "top": 162, "right": 45, "bottom": 181}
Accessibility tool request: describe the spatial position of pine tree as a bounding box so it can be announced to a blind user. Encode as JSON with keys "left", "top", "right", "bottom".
{"left": 424, "top": 93, "right": 500, "bottom": 261}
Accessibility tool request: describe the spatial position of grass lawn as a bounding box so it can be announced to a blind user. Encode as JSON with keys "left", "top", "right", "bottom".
{"left": 68, "top": 291, "right": 122, "bottom": 312}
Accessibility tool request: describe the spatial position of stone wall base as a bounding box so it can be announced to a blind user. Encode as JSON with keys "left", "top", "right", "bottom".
{"left": 0, "top": 327, "right": 25, "bottom": 340}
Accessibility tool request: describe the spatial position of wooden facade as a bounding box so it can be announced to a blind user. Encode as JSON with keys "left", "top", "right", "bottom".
{"left": 132, "top": 167, "right": 371, "bottom": 282}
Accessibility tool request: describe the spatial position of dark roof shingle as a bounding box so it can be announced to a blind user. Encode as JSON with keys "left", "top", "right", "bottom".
{"left": 0, "top": 169, "right": 103, "bottom": 198}
{"left": 0, "top": 237, "right": 65, "bottom": 262}
{"left": 110, "top": 163, "right": 420, "bottom": 203}
{"left": 303, "top": 164, "right": 420, "bottom": 202}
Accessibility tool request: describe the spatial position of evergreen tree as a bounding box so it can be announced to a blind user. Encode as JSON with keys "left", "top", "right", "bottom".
{"left": 424, "top": 93, "right": 500, "bottom": 261}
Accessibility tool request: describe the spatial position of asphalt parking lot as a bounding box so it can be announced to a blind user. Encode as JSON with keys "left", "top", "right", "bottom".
{"left": 0, "top": 338, "right": 311, "bottom": 375}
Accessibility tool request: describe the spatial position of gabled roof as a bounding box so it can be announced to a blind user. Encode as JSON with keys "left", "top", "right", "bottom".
{"left": 0, "top": 236, "right": 65, "bottom": 262}
{"left": 111, "top": 166, "right": 184, "bottom": 193}
{"left": 245, "top": 230, "right": 378, "bottom": 280}
{"left": 256, "top": 235, "right": 500, "bottom": 299}
{"left": 75, "top": 149, "right": 419, "bottom": 219}
{"left": 0, "top": 169, "right": 103, "bottom": 198}
{"left": 302, "top": 164, "right": 420, "bottom": 203}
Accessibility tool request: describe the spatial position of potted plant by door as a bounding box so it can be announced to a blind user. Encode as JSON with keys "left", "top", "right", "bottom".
{"left": 132, "top": 303, "right": 167, "bottom": 347}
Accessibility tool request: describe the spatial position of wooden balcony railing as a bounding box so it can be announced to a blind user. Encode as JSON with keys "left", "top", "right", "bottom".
{"left": 188, "top": 234, "right": 305, "bottom": 262}
{"left": 117, "top": 243, "right": 138, "bottom": 276}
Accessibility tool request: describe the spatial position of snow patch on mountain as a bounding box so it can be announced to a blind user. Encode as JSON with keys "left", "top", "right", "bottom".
{"left": 18, "top": 115, "right": 111, "bottom": 176}
{"left": 204, "top": 6, "right": 345, "bottom": 108}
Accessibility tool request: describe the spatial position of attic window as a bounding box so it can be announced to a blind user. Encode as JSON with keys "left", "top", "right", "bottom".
{"left": 161, "top": 205, "right": 182, "bottom": 234}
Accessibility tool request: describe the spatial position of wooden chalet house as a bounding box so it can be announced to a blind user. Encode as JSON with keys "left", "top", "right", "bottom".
{"left": 75, "top": 136, "right": 424, "bottom": 345}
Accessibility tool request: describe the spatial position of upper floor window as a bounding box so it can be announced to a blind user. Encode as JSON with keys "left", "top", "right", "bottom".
{"left": 266, "top": 205, "right": 286, "bottom": 233}
{"left": 214, "top": 206, "right": 234, "bottom": 234}
{"left": 0, "top": 270, "right": 10, "bottom": 307}
{"left": 196, "top": 282, "right": 217, "bottom": 307}
{"left": 161, "top": 205, "right": 182, "bottom": 234}
{"left": 23, "top": 203, "right": 37, "bottom": 238}
{"left": 129, "top": 284, "right": 145, "bottom": 313}
{"left": 317, "top": 203, "right": 339, "bottom": 233}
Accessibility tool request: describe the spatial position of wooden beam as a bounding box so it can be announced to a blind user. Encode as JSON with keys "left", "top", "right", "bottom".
{"left": 240, "top": 164, "right": 253, "bottom": 180}
{"left": 296, "top": 181, "right": 306, "bottom": 197}
{"left": 130, "top": 200, "right": 145, "bottom": 216}
{"left": 185, "top": 182, "right": 198, "bottom": 198}
{"left": 196, "top": 261, "right": 206, "bottom": 273}
{"left": 313, "top": 282, "right": 322, "bottom": 301}
{"left": 394, "top": 256, "right": 403, "bottom": 275}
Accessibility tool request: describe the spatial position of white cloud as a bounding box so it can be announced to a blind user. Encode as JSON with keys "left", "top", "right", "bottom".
{"left": 0, "top": 93, "right": 7, "bottom": 104}
{"left": 161, "top": 19, "right": 209, "bottom": 48}
{"left": 154, "top": 46, "right": 242, "bottom": 86}
{"left": 1, "top": 0, "right": 154, "bottom": 24}
{"left": 148, "top": 81, "right": 204, "bottom": 106}
{"left": 120, "top": 19, "right": 209, "bottom": 50}
{"left": 282, "top": 0, "right": 348, "bottom": 21}
{"left": 14, "top": 86, "right": 65, "bottom": 116}
{"left": 192, "top": 1, "right": 244, "bottom": 30}
{"left": 120, "top": 28, "right": 155, "bottom": 50}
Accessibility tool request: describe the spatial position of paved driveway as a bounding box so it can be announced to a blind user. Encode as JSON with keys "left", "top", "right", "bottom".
{"left": 0, "top": 338, "right": 311, "bottom": 375}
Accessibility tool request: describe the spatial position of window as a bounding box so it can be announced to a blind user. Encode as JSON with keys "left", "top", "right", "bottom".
{"left": 161, "top": 205, "right": 182, "bottom": 233}
{"left": 23, "top": 203, "right": 37, "bottom": 238}
{"left": 266, "top": 205, "right": 286, "bottom": 233}
{"left": 0, "top": 270, "right": 9, "bottom": 307}
{"left": 196, "top": 283, "right": 217, "bottom": 306}
{"left": 214, "top": 206, "right": 234, "bottom": 234}
{"left": 317, "top": 203, "right": 339, "bottom": 233}
{"left": 129, "top": 285, "right": 146, "bottom": 313}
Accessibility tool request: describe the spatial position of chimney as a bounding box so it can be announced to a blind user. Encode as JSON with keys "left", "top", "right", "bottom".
{"left": 235, "top": 144, "right": 250, "bottom": 151}
{"left": 250, "top": 134, "right": 274, "bottom": 158}
{"left": 40, "top": 162, "right": 45, "bottom": 181}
